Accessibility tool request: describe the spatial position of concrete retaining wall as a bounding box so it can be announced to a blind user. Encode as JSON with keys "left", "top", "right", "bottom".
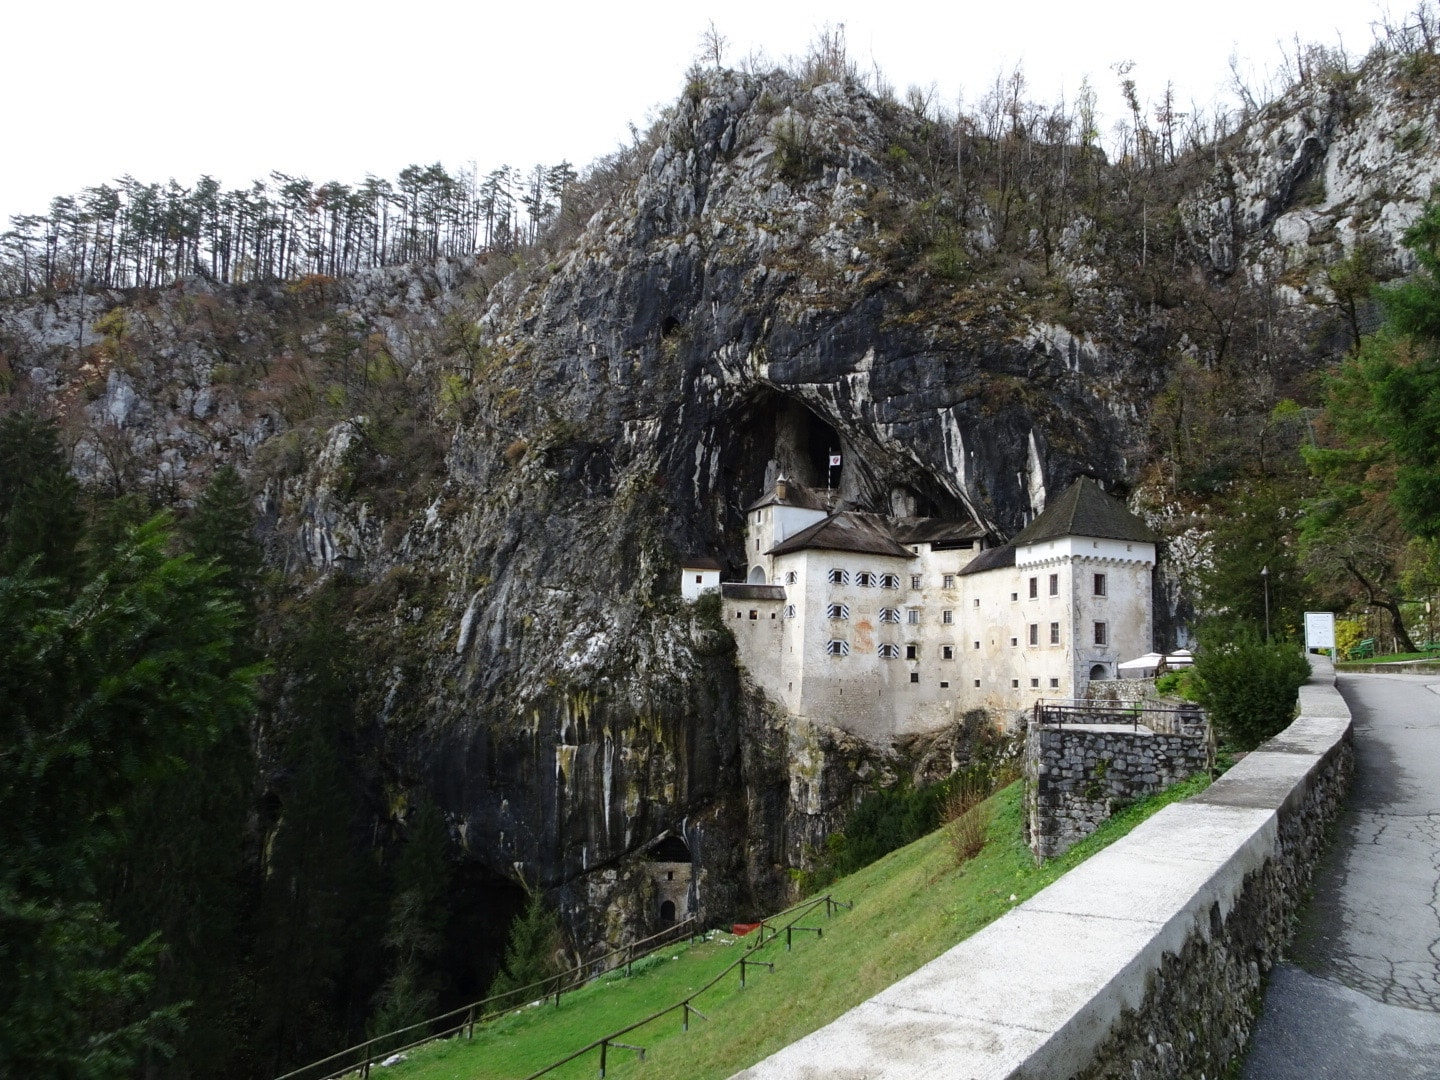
{"left": 734, "top": 657, "right": 1352, "bottom": 1080}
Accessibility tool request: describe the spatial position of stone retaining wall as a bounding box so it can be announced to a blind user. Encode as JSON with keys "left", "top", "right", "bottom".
{"left": 1027, "top": 726, "right": 1213, "bottom": 859}
{"left": 735, "top": 657, "right": 1352, "bottom": 1080}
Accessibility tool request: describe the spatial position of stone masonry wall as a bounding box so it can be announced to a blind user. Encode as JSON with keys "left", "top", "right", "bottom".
{"left": 1027, "top": 726, "right": 1213, "bottom": 859}
{"left": 1077, "top": 706, "right": 1354, "bottom": 1079}
{"left": 735, "top": 658, "right": 1354, "bottom": 1080}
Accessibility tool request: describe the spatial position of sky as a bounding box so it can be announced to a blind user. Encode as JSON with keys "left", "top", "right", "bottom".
{"left": 0, "top": 0, "right": 1397, "bottom": 225}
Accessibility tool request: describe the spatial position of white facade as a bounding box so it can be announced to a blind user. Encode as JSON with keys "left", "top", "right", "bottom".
{"left": 681, "top": 566, "right": 721, "bottom": 602}
{"left": 714, "top": 479, "right": 1158, "bottom": 743}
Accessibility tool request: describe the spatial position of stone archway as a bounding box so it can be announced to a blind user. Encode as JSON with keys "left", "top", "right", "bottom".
{"left": 748, "top": 564, "right": 767, "bottom": 584}
{"left": 1090, "top": 663, "right": 1109, "bottom": 681}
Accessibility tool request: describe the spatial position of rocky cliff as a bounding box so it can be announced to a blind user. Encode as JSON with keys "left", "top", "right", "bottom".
{"left": 2, "top": 49, "right": 1434, "bottom": 954}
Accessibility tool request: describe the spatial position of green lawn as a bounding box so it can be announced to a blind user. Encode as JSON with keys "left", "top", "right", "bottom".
{"left": 387, "top": 774, "right": 1211, "bottom": 1080}
{"left": 1337, "top": 650, "right": 1440, "bottom": 667}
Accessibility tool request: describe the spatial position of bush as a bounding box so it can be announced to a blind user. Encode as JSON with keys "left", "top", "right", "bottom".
{"left": 1191, "top": 629, "right": 1310, "bottom": 750}
{"left": 1154, "top": 668, "right": 1198, "bottom": 701}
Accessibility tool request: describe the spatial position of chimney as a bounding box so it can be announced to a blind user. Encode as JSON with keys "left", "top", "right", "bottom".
{"left": 775, "top": 475, "right": 788, "bottom": 502}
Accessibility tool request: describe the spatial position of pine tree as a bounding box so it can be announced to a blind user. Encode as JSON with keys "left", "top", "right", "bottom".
{"left": 368, "top": 800, "right": 453, "bottom": 1045}
{"left": 487, "top": 895, "right": 562, "bottom": 1005}
{"left": 0, "top": 516, "right": 260, "bottom": 1079}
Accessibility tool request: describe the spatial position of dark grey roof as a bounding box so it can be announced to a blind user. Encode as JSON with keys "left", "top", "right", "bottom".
{"left": 957, "top": 544, "right": 1017, "bottom": 576}
{"left": 891, "top": 518, "right": 990, "bottom": 548}
{"left": 721, "top": 583, "right": 787, "bottom": 601}
{"left": 745, "top": 479, "right": 831, "bottom": 513}
{"left": 681, "top": 554, "right": 723, "bottom": 571}
{"left": 767, "top": 512, "right": 917, "bottom": 559}
{"left": 1010, "top": 478, "right": 1159, "bottom": 547}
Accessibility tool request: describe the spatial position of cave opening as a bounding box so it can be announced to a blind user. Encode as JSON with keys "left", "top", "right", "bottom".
{"left": 648, "top": 834, "right": 691, "bottom": 862}
{"left": 725, "top": 392, "right": 846, "bottom": 506}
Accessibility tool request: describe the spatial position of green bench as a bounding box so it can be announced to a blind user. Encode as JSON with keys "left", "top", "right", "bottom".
{"left": 1348, "top": 638, "right": 1376, "bottom": 660}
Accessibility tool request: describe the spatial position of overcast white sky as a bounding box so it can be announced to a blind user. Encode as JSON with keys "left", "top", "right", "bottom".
{"left": 0, "top": 0, "right": 1395, "bottom": 225}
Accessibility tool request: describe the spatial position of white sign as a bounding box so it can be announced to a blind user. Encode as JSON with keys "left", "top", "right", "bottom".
{"left": 1305, "top": 611, "right": 1336, "bottom": 650}
{"left": 828, "top": 454, "right": 842, "bottom": 467}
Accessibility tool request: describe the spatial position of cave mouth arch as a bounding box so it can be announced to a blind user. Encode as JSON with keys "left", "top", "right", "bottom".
{"left": 649, "top": 835, "right": 691, "bottom": 862}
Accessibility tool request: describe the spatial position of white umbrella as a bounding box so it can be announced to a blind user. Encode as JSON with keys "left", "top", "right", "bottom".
{"left": 1117, "top": 652, "right": 1165, "bottom": 677}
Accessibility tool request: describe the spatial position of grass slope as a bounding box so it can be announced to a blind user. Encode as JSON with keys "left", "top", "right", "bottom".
{"left": 390, "top": 775, "right": 1210, "bottom": 1080}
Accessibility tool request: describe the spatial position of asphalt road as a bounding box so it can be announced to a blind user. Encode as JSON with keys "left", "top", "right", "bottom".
{"left": 1242, "top": 672, "right": 1440, "bottom": 1079}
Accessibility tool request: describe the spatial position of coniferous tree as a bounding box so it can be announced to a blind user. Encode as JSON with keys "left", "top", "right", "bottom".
{"left": 487, "top": 894, "right": 562, "bottom": 1004}
{"left": 0, "top": 515, "right": 260, "bottom": 1080}
{"left": 368, "top": 799, "right": 453, "bottom": 1043}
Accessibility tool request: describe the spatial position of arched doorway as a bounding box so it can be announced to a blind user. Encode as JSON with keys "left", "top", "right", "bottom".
{"left": 659, "top": 900, "right": 676, "bottom": 927}
{"left": 748, "top": 565, "right": 767, "bottom": 584}
{"left": 1090, "top": 663, "right": 1109, "bottom": 681}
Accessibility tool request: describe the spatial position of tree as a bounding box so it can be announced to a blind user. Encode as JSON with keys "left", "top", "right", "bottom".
{"left": 1196, "top": 480, "right": 1308, "bottom": 637}
{"left": 0, "top": 411, "right": 83, "bottom": 586}
{"left": 368, "top": 800, "right": 453, "bottom": 1043}
{"left": 1191, "top": 627, "right": 1310, "bottom": 750}
{"left": 486, "top": 894, "right": 562, "bottom": 1004}
{"left": 1328, "top": 203, "right": 1440, "bottom": 540}
{"left": 0, "top": 516, "right": 261, "bottom": 1079}
{"left": 181, "top": 464, "right": 263, "bottom": 623}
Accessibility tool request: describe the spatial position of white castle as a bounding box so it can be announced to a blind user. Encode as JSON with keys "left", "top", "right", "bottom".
{"left": 683, "top": 476, "right": 1158, "bottom": 741}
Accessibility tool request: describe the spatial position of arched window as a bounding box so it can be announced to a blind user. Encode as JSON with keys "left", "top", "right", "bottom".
{"left": 748, "top": 565, "right": 767, "bottom": 584}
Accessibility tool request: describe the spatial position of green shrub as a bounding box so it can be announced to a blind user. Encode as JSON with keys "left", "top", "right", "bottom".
{"left": 1154, "top": 668, "right": 1198, "bottom": 701}
{"left": 1191, "top": 629, "right": 1310, "bottom": 750}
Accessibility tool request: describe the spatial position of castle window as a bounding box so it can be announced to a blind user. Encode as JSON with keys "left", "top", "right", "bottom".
{"left": 943, "top": 610, "right": 954, "bottom": 624}
{"left": 973, "top": 641, "right": 980, "bottom": 650}
{"left": 828, "top": 568, "right": 849, "bottom": 585}
{"left": 910, "top": 574, "right": 922, "bottom": 590}
{"left": 1094, "top": 622, "right": 1108, "bottom": 645}
{"left": 879, "top": 573, "right": 900, "bottom": 589}
{"left": 1011, "top": 592, "right": 1018, "bottom": 601}
{"left": 1050, "top": 677, "right": 1060, "bottom": 688}
{"left": 856, "top": 571, "right": 877, "bottom": 587}
{"left": 1028, "top": 623, "right": 1039, "bottom": 646}
{"left": 786, "top": 570, "right": 797, "bottom": 585}
{"left": 1011, "top": 636, "right": 1018, "bottom": 647}
{"left": 879, "top": 607, "right": 901, "bottom": 624}
{"left": 942, "top": 646, "right": 954, "bottom": 659}
{"left": 909, "top": 672, "right": 920, "bottom": 683}
{"left": 783, "top": 604, "right": 796, "bottom": 618}
{"left": 825, "top": 639, "right": 850, "bottom": 656}
{"left": 906, "top": 609, "right": 920, "bottom": 625}
{"left": 1049, "top": 573, "right": 1059, "bottom": 596}
{"left": 695, "top": 575, "right": 702, "bottom": 584}
{"left": 973, "top": 679, "right": 980, "bottom": 687}
{"left": 943, "top": 574, "right": 955, "bottom": 589}
{"left": 1050, "top": 622, "right": 1060, "bottom": 645}
{"left": 826, "top": 603, "right": 850, "bottom": 620}
{"left": 749, "top": 609, "right": 758, "bottom": 620}
{"left": 1031, "top": 678, "right": 1040, "bottom": 688}
{"left": 1028, "top": 576, "right": 1038, "bottom": 599}
{"left": 940, "top": 680, "right": 950, "bottom": 688}
{"left": 1012, "top": 679, "right": 1019, "bottom": 688}
{"left": 1094, "top": 573, "right": 1107, "bottom": 597}
{"left": 734, "top": 610, "right": 742, "bottom": 619}
{"left": 906, "top": 644, "right": 918, "bottom": 660}
{"left": 878, "top": 643, "right": 901, "bottom": 658}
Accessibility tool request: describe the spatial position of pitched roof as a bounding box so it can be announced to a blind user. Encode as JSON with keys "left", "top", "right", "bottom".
{"left": 957, "top": 543, "right": 1017, "bottom": 576}
{"left": 767, "top": 512, "right": 917, "bottom": 559}
{"left": 891, "top": 518, "right": 990, "bottom": 548}
{"left": 744, "top": 479, "right": 831, "bottom": 513}
{"left": 1010, "top": 478, "right": 1159, "bottom": 547}
{"left": 720, "top": 583, "right": 787, "bottom": 601}
{"left": 681, "top": 554, "right": 723, "bottom": 571}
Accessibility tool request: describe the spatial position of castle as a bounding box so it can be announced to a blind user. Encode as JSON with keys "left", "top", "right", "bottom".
{"left": 685, "top": 476, "right": 1158, "bottom": 741}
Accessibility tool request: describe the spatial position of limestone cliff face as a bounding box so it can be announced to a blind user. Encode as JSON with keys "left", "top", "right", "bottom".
{"left": 3, "top": 55, "right": 1438, "bottom": 953}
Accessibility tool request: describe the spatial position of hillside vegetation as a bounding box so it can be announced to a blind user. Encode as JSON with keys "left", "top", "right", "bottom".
{"left": 387, "top": 775, "right": 1210, "bottom": 1080}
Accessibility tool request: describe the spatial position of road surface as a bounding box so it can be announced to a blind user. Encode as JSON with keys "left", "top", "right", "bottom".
{"left": 1242, "top": 672, "right": 1440, "bottom": 1078}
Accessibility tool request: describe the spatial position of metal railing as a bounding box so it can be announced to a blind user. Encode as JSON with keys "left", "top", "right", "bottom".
{"left": 521, "top": 893, "right": 853, "bottom": 1080}
{"left": 1033, "top": 698, "right": 1208, "bottom": 737}
{"left": 274, "top": 917, "right": 702, "bottom": 1080}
